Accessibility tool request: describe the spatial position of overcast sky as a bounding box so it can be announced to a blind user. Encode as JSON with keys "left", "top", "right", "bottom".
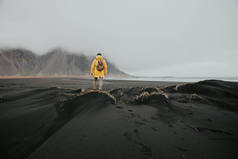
{"left": 0, "top": 0, "right": 237, "bottom": 76}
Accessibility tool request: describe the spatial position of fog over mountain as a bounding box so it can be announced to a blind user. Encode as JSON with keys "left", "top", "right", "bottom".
{"left": 0, "top": 0, "right": 237, "bottom": 76}
{"left": 0, "top": 48, "right": 127, "bottom": 76}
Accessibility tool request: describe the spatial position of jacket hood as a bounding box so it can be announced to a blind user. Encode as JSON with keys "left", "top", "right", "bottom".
{"left": 96, "top": 55, "right": 103, "bottom": 61}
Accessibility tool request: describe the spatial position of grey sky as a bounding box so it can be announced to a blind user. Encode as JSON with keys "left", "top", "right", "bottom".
{"left": 0, "top": 0, "right": 238, "bottom": 76}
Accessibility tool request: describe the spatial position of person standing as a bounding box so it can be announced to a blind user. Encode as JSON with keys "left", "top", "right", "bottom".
{"left": 90, "top": 53, "right": 107, "bottom": 92}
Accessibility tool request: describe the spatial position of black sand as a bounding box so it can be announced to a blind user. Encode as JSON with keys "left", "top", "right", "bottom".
{"left": 0, "top": 78, "right": 238, "bottom": 159}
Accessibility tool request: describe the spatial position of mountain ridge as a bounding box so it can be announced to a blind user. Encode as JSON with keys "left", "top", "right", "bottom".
{"left": 0, "top": 47, "right": 128, "bottom": 77}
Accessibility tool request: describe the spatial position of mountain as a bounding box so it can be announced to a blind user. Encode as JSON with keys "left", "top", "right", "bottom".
{"left": 0, "top": 48, "right": 128, "bottom": 76}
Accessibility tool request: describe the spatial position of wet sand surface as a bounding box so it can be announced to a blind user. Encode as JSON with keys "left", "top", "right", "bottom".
{"left": 0, "top": 78, "right": 238, "bottom": 159}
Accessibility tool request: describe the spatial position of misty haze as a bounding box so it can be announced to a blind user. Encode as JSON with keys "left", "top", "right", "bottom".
{"left": 0, "top": 0, "right": 237, "bottom": 78}
{"left": 1, "top": 1, "right": 238, "bottom": 159}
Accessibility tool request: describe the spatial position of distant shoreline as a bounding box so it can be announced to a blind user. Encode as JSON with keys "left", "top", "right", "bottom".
{"left": 1, "top": 75, "right": 238, "bottom": 83}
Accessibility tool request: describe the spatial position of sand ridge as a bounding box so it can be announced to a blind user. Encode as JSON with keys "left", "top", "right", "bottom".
{"left": 0, "top": 79, "right": 238, "bottom": 159}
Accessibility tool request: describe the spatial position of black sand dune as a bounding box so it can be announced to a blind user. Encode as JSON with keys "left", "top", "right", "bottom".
{"left": 1, "top": 78, "right": 238, "bottom": 159}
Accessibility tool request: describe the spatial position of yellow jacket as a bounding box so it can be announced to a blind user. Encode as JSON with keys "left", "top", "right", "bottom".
{"left": 90, "top": 55, "right": 107, "bottom": 78}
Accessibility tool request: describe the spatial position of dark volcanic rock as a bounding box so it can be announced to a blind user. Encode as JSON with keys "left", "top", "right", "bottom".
{"left": 142, "top": 87, "right": 159, "bottom": 93}
{"left": 131, "top": 91, "right": 168, "bottom": 105}
{"left": 164, "top": 80, "right": 238, "bottom": 112}
{"left": 176, "top": 80, "right": 238, "bottom": 98}
{"left": 109, "top": 87, "right": 143, "bottom": 104}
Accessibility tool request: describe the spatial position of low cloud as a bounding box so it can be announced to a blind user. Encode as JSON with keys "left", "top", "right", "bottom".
{"left": 0, "top": 0, "right": 237, "bottom": 76}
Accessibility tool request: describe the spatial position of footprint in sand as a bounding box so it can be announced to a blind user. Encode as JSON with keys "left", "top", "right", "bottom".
{"left": 123, "top": 130, "right": 152, "bottom": 159}
{"left": 116, "top": 106, "right": 124, "bottom": 109}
